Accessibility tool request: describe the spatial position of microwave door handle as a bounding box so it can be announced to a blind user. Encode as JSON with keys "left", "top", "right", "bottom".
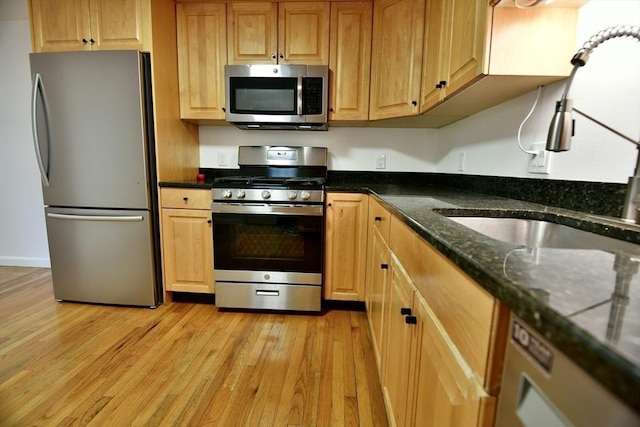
{"left": 297, "top": 75, "right": 303, "bottom": 116}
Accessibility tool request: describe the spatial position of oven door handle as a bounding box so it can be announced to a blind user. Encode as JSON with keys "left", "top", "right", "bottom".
{"left": 211, "top": 203, "right": 323, "bottom": 216}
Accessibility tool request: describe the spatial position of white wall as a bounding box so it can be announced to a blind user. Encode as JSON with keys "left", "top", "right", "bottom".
{"left": 200, "top": 126, "right": 438, "bottom": 171}
{"left": 437, "top": 0, "right": 640, "bottom": 183}
{"left": 0, "top": 0, "right": 50, "bottom": 267}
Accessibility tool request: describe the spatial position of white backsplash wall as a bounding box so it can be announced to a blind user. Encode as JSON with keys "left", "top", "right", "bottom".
{"left": 437, "top": 0, "right": 640, "bottom": 184}
{"left": 200, "top": 126, "right": 439, "bottom": 172}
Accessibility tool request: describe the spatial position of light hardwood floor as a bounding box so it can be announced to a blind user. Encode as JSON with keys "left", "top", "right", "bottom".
{"left": 0, "top": 267, "right": 388, "bottom": 426}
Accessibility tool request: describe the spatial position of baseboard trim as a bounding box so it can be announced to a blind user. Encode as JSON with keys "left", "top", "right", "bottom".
{"left": 0, "top": 257, "right": 51, "bottom": 268}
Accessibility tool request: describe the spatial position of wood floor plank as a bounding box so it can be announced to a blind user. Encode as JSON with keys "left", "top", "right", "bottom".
{"left": 0, "top": 267, "right": 388, "bottom": 427}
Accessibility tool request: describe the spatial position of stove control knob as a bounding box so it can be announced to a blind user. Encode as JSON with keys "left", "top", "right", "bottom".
{"left": 300, "top": 191, "right": 311, "bottom": 201}
{"left": 261, "top": 190, "right": 271, "bottom": 200}
{"left": 222, "top": 189, "right": 232, "bottom": 199}
{"left": 236, "top": 190, "right": 246, "bottom": 199}
{"left": 288, "top": 191, "right": 298, "bottom": 200}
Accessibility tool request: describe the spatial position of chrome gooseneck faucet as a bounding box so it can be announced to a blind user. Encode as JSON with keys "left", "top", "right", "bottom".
{"left": 546, "top": 25, "right": 640, "bottom": 224}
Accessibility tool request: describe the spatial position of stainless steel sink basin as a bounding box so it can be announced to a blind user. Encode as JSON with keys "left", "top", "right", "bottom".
{"left": 447, "top": 216, "right": 639, "bottom": 254}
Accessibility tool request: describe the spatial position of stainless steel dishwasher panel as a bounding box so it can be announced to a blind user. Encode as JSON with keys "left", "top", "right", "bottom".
{"left": 495, "top": 315, "right": 639, "bottom": 427}
{"left": 45, "top": 207, "right": 158, "bottom": 307}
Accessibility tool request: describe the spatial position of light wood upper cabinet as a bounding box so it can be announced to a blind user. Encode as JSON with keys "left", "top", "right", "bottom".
{"left": 160, "top": 188, "right": 215, "bottom": 294}
{"left": 227, "top": 2, "right": 329, "bottom": 65}
{"left": 420, "top": 0, "right": 487, "bottom": 112}
{"left": 329, "top": 2, "right": 372, "bottom": 121}
{"left": 176, "top": 3, "right": 227, "bottom": 120}
{"left": 324, "top": 193, "right": 369, "bottom": 301}
{"left": 227, "top": 2, "right": 278, "bottom": 64}
{"left": 445, "top": 0, "right": 488, "bottom": 96}
{"left": 420, "top": 1, "right": 579, "bottom": 124}
{"left": 29, "top": 0, "right": 151, "bottom": 52}
{"left": 369, "top": 0, "right": 425, "bottom": 120}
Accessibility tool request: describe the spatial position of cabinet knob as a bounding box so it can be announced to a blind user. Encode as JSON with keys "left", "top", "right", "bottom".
{"left": 327, "top": 203, "right": 332, "bottom": 207}
{"left": 222, "top": 107, "right": 226, "bottom": 112}
{"left": 279, "top": 53, "right": 284, "bottom": 59}
{"left": 380, "top": 263, "right": 388, "bottom": 270}
{"left": 329, "top": 107, "right": 334, "bottom": 112}
{"left": 405, "top": 315, "right": 417, "bottom": 325}
{"left": 90, "top": 38, "right": 95, "bottom": 44}
{"left": 272, "top": 53, "right": 276, "bottom": 59}
{"left": 400, "top": 307, "right": 412, "bottom": 316}
{"left": 207, "top": 219, "right": 212, "bottom": 224}
{"left": 411, "top": 100, "right": 417, "bottom": 106}
{"left": 436, "top": 80, "right": 447, "bottom": 89}
{"left": 183, "top": 197, "right": 189, "bottom": 202}
{"left": 82, "top": 38, "right": 88, "bottom": 44}
{"left": 374, "top": 216, "right": 382, "bottom": 222}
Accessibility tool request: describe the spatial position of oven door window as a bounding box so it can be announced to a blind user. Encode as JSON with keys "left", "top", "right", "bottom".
{"left": 229, "top": 77, "right": 297, "bottom": 115}
{"left": 213, "top": 212, "right": 322, "bottom": 273}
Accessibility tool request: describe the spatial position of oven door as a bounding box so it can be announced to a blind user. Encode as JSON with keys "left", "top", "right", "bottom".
{"left": 212, "top": 203, "right": 324, "bottom": 311}
{"left": 212, "top": 203, "right": 323, "bottom": 281}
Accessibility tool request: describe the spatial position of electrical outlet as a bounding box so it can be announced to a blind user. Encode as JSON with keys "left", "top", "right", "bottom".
{"left": 218, "top": 152, "right": 228, "bottom": 166}
{"left": 458, "top": 152, "right": 466, "bottom": 172}
{"left": 529, "top": 142, "right": 551, "bottom": 174}
{"left": 376, "top": 154, "right": 386, "bottom": 169}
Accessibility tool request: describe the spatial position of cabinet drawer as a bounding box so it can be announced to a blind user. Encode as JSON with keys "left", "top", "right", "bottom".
{"left": 160, "top": 188, "right": 211, "bottom": 210}
{"left": 369, "top": 196, "right": 391, "bottom": 243}
{"left": 390, "top": 215, "right": 495, "bottom": 383}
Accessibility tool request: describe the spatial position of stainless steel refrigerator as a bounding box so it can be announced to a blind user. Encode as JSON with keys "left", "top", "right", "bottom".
{"left": 30, "top": 50, "right": 161, "bottom": 307}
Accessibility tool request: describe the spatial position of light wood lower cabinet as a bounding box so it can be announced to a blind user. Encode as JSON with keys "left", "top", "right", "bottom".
{"left": 410, "top": 292, "right": 494, "bottom": 427}
{"left": 324, "top": 193, "right": 369, "bottom": 301}
{"left": 160, "top": 188, "right": 214, "bottom": 294}
{"left": 382, "top": 256, "right": 417, "bottom": 427}
{"left": 368, "top": 196, "right": 507, "bottom": 427}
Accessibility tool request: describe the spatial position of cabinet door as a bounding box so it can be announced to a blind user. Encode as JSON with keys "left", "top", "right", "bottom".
{"left": 161, "top": 208, "right": 215, "bottom": 294}
{"left": 409, "top": 293, "right": 493, "bottom": 427}
{"left": 369, "top": 0, "right": 425, "bottom": 120}
{"left": 88, "top": 0, "right": 151, "bottom": 51}
{"left": 227, "top": 2, "right": 278, "bottom": 64}
{"left": 446, "top": 0, "right": 488, "bottom": 95}
{"left": 278, "top": 2, "right": 330, "bottom": 65}
{"left": 382, "top": 258, "right": 416, "bottom": 427}
{"left": 30, "top": 0, "right": 91, "bottom": 52}
{"left": 367, "top": 228, "right": 390, "bottom": 373}
{"left": 324, "top": 193, "right": 369, "bottom": 301}
{"left": 176, "top": 3, "right": 227, "bottom": 120}
{"left": 329, "top": 2, "right": 372, "bottom": 120}
{"left": 419, "top": 0, "right": 449, "bottom": 112}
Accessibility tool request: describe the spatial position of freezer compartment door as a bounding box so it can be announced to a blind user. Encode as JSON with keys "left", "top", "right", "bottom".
{"left": 45, "top": 207, "right": 158, "bottom": 307}
{"left": 30, "top": 51, "right": 152, "bottom": 209}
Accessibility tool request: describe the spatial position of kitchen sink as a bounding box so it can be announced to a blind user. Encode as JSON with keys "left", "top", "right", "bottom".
{"left": 446, "top": 216, "right": 639, "bottom": 254}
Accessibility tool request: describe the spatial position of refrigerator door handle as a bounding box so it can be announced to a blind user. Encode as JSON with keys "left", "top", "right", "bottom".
{"left": 47, "top": 213, "right": 144, "bottom": 222}
{"left": 31, "top": 72, "right": 51, "bottom": 187}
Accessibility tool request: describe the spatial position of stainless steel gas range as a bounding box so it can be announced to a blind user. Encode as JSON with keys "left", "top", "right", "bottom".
{"left": 211, "top": 146, "right": 327, "bottom": 311}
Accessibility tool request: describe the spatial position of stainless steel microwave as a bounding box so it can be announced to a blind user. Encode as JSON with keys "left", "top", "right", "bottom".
{"left": 224, "top": 64, "right": 329, "bottom": 130}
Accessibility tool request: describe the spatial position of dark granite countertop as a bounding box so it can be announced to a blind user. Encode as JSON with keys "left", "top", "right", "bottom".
{"left": 160, "top": 176, "right": 640, "bottom": 411}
